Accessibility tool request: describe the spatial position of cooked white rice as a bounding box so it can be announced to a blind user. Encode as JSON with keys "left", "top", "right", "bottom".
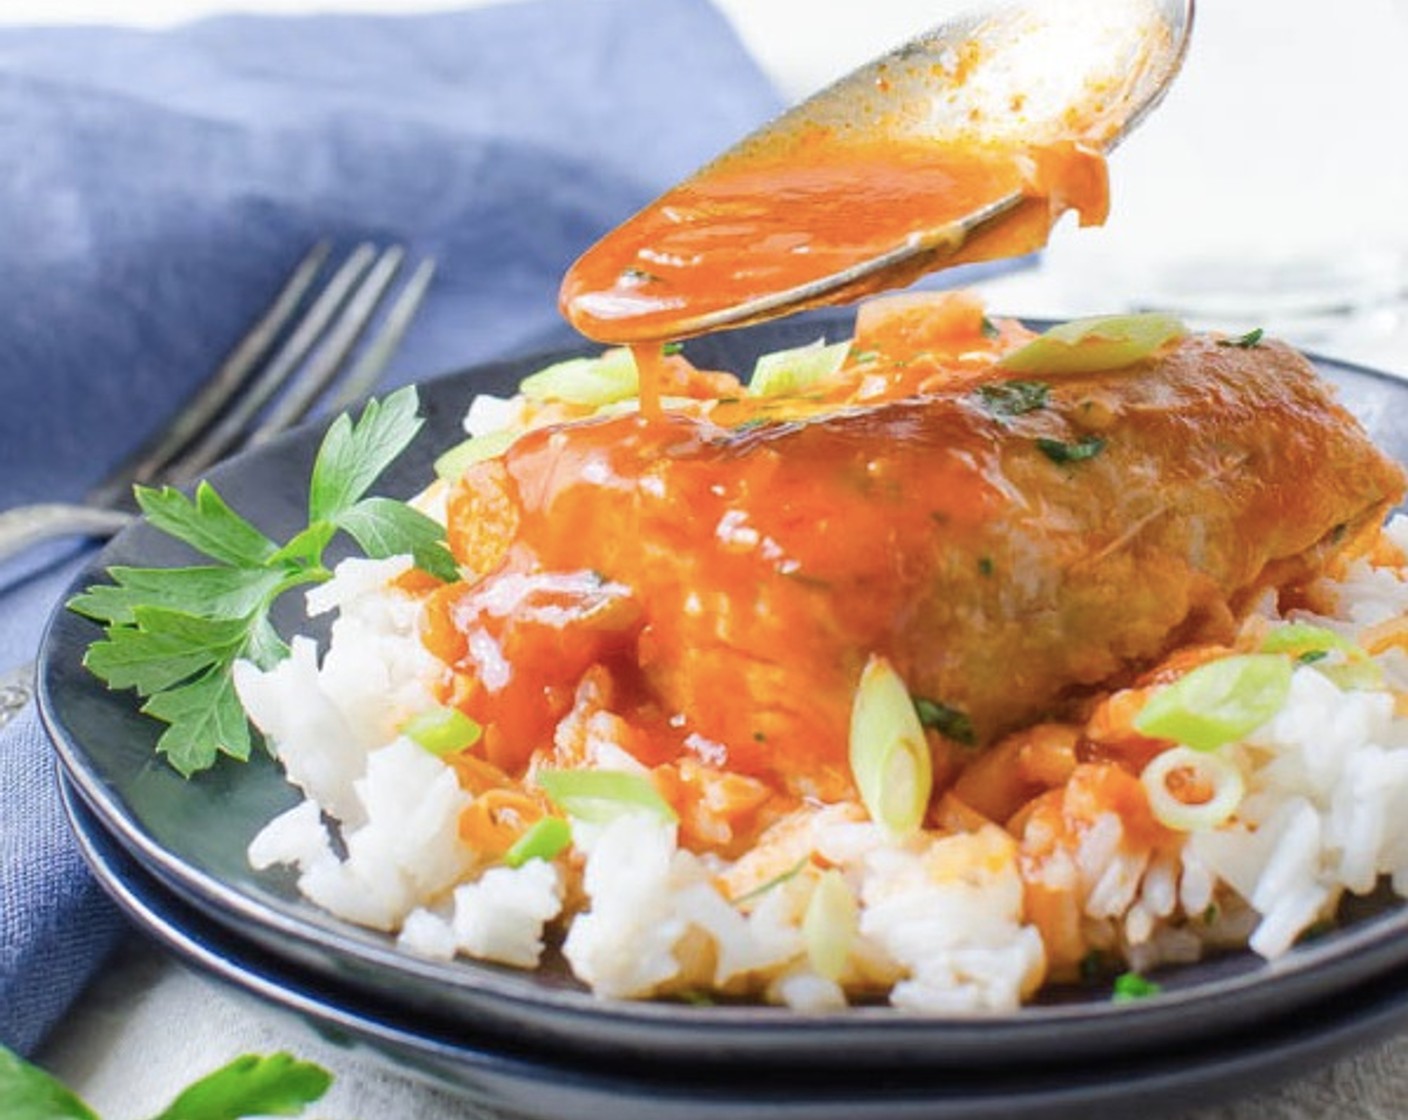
{"left": 235, "top": 516, "right": 1408, "bottom": 1011}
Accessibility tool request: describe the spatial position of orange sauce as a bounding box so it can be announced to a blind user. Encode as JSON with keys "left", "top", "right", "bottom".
{"left": 560, "top": 133, "right": 1107, "bottom": 351}
{"left": 629, "top": 343, "right": 666, "bottom": 422}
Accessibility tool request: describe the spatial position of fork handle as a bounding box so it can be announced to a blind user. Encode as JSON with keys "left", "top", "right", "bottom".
{"left": 0, "top": 503, "right": 135, "bottom": 566}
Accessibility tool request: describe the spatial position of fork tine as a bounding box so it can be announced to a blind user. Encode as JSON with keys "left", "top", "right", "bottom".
{"left": 245, "top": 245, "right": 406, "bottom": 447}
{"left": 166, "top": 243, "right": 379, "bottom": 484}
{"left": 323, "top": 256, "right": 437, "bottom": 416}
{"left": 84, "top": 241, "right": 332, "bottom": 510}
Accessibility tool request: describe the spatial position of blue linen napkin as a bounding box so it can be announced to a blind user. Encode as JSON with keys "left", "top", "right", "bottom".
{"left": 0, "top": 0, "right": 783, "bottom": 1055}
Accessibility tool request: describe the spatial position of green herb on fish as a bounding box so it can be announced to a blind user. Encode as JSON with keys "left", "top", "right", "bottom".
{"left": 1037, "top": 435, "right": 1105, "bottom": 464}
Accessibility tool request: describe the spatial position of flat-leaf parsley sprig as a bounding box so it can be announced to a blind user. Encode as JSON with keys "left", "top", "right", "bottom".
{"left": 69, "top": 386, "right": 457, "bottom": 778}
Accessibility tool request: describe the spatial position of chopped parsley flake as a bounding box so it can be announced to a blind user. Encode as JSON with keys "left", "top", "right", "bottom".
{"left": 1112, "top": 972, "right": 1162, "bottom": 1002}
{"left": 1037, "top": 435, "right": 1106, "bottom": 464}
{"left": 662, "top": 341, "right": 684, "bottom": 355}
{"left": 976, "top": 380, "right": 1049, "bottom": 418}
{"left": 1079, "top": 949, "right": 1109, "bottom": 983}
{"left": 912, "top": 696, "right": 977, "bottom": 746}
{"left": 980, "top": 316, "right": 1000, "bottom": 339}
{"left": 978, "top": 556, "right": 994, "bottom": 577}
{"left": 1220, "top": 328, "right": 1264, "bottom": 349}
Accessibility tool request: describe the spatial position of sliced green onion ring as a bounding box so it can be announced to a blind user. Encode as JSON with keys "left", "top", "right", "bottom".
{"left": 504, "top": 816, "right": 572, "bottom": 868}
{"left": 535, "top": 768, "right": 678, "bottom": 824}
{"left": 802, "top": 869, "right": 859, "bottom": 982}
{"left": 750, "top": 339, "right": 850, "bottom": 397}
{"left": 734, "top": 855, "right": 810, "bottom": 906}
{"left": 1132, "top": 654, "right": 1292, "bottom": 752}
{"left": 434, "top": 429, "right": 519, "bottom": 480}
{"left": 1321, "top": 658, "right": 1387, "bottom": 692}
{"left": 848, "top": 654, "right": 934, "bottom": 837}
{"left": 1141, "top": 746, "right": 1245, "bottom": 832}
{"left": 1260, "top": 622, "right": 1360, "bottom": 659}
{"left": 999, "top": 313, "right": 1187, "bottom": 375}
{"left": 519, "top": 348, "right": 639, "bottom": 406}
{"left": 401, "top": 706, "right": 482, "bottom": 756}
{"left": 1260, "top": 623, "right": 1385, "bottom": 691}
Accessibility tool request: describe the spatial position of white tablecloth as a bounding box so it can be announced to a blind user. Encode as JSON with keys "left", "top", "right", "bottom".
{"left": 17, "top": 1, "right": 1408, "bottom": 1114}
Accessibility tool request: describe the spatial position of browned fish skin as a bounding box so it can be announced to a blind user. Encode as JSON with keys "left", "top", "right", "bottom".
{"left": 436, "top": 336, "right": 1406, "bottom": 801}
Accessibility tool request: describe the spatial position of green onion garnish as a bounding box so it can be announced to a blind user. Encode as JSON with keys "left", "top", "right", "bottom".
{"left": 434, "top": 429, "right": 519, "bottom": 480}
{"left": 802, "top": 869, "right": 859, "bottom": 982}
{"left": 734, "top": 856, "right": 810, "bottom": 905}
{"left": 1141, "top": 745, "right": 1245, "bottom": 832}
{"left": 519, "top": 348, "right": 639, "bottom": 406}
{"left": 535, "top": 768, "right": 677, "bottom": 824}
{"left": 1259, "top": 622, "right": 1383, "bottom": 689}
{"left": 1036, "top": 435, "right": 1105, "bottom": 464}
{"left": 503, "top": 816, "right": 572, "bottom": 868}
{"left": 849, "top": 655, "right": 934, "bottom": 837}
{"left": 1111, "top": 971, "right": 1162, "bottom": 1002}
{"left": 1133, "top": 654, "right": 1292, "bottom": 752}
{"left": 401, "top": 706, "right": 482, "bottom": 756}
{"left": 1000, "top": 313, "right": 1187, "bottom": 375}
{"left": 1260, "top": 622, "right": 1358, "bottom": 660}
{"left": 749, "top": 339, "right": 850, "bottom": 397}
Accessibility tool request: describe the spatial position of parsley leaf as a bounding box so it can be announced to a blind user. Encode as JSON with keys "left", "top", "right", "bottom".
{"left": 149, "top": 1052, "right": 331, "bottom": 1120}
{"left": 68, "top": 566, "right": 288, "bottom": 627}
{"left": 1219, "top": 328, "right": 1264, "bottom": 349}
{"left": 334, "top": 496, "right": 455, "bottom": 576}
{"left": 0, "top": 1044, "right": 98, "bottom": 1120}
{"left": 137, "top": 484, "right": 278, "bottom": 568}
{"left": 308, "top": 386, "right": 424, "bottom": 522}
{"left": 72, "top": 387, "right": 454, "bottom": 777}
{"left": 912, "top": 696, "right": 977, "bottom": 746}
{"left": 1037, "top": 435, "right": 1106, "bottom": 464}
{"left": 141, "top": 667, "right": 254, "bottom": 775}
{"left": 976, "top": 380, "right": 1049, "bottom": 418}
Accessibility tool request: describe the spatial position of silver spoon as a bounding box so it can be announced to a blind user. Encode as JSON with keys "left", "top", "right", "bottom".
{"left": 563, "top": 0, "right": 1194, "bottom": 341}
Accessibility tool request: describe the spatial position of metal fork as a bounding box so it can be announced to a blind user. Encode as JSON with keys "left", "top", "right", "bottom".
{"left": 0, "top": 241, "right": 436, "bottom": 728}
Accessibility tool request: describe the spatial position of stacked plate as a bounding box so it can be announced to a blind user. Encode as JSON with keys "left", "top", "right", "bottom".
{"left": 39, "top": 313, "right": 1408, "bottom": 1119}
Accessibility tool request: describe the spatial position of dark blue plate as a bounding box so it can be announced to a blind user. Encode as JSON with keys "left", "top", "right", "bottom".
{"left": 38, "top": 310, "right": 1408, "bottom": 1070}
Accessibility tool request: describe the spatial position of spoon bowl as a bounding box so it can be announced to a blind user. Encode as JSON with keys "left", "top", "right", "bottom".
{"left": 561, "top": 0, "right": 1194, "bottom": 342}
